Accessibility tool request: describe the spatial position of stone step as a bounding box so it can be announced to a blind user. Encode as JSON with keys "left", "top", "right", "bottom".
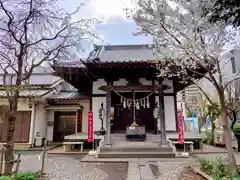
{"left": 98, "top": 152, "right": 176, "bottom": 158}
{"left": 99, "top": 147, "right": 173, "bottom": 153}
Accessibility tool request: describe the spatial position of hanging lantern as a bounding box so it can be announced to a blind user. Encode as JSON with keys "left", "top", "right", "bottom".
{"left": 123, "top": 99, "right": 126, "bottom": 108}
{"left": 127, "top": 100, "right": 131, "bottom": 108}
{"left": 136, "top": 101, "right": 140, "bottom": 110}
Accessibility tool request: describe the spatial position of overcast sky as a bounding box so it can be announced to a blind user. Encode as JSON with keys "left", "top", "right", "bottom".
{"left": 59, "top": 0, "right": 152, "bottom": 56}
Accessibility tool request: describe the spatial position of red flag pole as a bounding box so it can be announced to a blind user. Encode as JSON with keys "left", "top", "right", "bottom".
{"left": 88, "top": 111, "right": 93, "bottom": 144}
{"left": 178, "top": 108, "right": 185, "bottom": 145}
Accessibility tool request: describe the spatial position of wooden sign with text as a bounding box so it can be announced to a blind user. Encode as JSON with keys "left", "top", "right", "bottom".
{"left": 88, "top": 111, "right": 93, "bottom": 143}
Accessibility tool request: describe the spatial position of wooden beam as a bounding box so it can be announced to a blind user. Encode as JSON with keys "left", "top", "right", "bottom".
{"left": 99, "top": 84, "right": 170, "bottom": 92}
{"left": 105, "top": 81, "right": 112, "bottom": 146}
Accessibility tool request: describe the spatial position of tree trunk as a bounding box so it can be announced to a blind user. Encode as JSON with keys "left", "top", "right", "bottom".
{"left": 234, "top": 134, "right": 240, "bottom": 152}
{"left": 211, "top": 122, "right": 215, "bottom": 145}
{"left": 4, "top": 96, "right": 18, "bottom": 175}
{"left": 219, "top": 91, "right": 238, "bottom": 176}
{"left": 231, "top": 111, "right": 239, "bottom": 152}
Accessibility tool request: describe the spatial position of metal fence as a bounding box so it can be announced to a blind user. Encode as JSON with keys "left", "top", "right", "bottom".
{"left": 0, "top": 144, "right": 21, "bottom": 179}
{"left": 0, "top": 141, "right": 47, "bottom": 180}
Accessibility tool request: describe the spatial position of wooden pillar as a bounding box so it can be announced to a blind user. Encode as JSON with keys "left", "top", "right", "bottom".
{"left": 105, "top": 82, "right": 112, "bottom": 146}
{"left": 158, "top": 81, "right": 168, "bottom": 146}
{"left": 152, "top": 79, "right": 158, "bottom": 134}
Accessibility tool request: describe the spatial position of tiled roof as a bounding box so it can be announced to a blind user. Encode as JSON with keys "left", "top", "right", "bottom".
{"left": 52, "top": 44, "right": 164, "bottom": 68}
{"left": 88, "top": 44, "right": 161, "bottom": 62}
{"left": 0, "top": 74, "right": 61, "bottom": 86}
{"left": 0, "top": 90, "right": 50, "bottom": 97}
{"left": 53, "top": 60, "right": 161, "bottom": 69}
{"left": 48, "top": 91, "right": 89, "bottom": 100}
{"left": 85, "top": 60, "right": 163, "bottom": 68}
{"left": 53, "top": 60, "right": 86, "bottom": 68}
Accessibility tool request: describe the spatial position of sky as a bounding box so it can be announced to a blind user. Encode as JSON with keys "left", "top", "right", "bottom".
{"left": 59, "top": 0, "right": 152, "bottom": 56}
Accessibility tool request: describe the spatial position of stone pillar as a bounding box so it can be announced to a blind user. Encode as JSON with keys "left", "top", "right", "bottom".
{"left": 105, "top": 82, "right": 112, "bottom": 146}
{"left": 158, "top": 85, "right": 168, "bottom": 146}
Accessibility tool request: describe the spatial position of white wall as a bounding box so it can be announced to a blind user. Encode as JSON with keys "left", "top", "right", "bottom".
{"left": 34, "top": 103, "right": 47, "bottom": 138}
{"left": 93, "top": 79, "right": 106, "bottom": 94}
{"left": 164, "top": 96, "right": 177, "bottom": 131}
{"left": 0, "top": 99, "right": 32, "bottom": 111}
{"left": 46, "top": 110, "right": 54, "bottom": 141}
{"left": 81, "top": 100, "right": 90, "bottom": 133}
{"left": 92, "top": 97, "right": 106, "bottom": 131}
{"left": 155, "top": 95, "right": 177, "bottom": 131}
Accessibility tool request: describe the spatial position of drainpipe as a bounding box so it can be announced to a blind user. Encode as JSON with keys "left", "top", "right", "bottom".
{"left": 29, "top": 103, "right": 37, "bottom": 147}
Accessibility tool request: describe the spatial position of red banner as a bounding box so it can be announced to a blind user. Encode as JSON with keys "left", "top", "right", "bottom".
{"left": 88, "top": 111, "right": 93, "bottom": 143}
{"left": 177, "top": 110, "right": 184, "bottom": 144}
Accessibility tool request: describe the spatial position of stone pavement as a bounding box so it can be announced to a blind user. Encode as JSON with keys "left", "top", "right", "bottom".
{"left": 127, "top": 158, "right": 193, "bottom": 180}
{"left": 16, "top": 152, "right": 196, "bottom": 180}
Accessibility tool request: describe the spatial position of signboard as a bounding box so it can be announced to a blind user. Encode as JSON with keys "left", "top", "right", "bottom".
{"left": 88, "top": 111, "right": 93, "bottom": 143}
{"left": 177, "top": 110, "right": 184, "bottom": 144}
{"left": 207, "top": 116, "right": 211, "bottom": 130}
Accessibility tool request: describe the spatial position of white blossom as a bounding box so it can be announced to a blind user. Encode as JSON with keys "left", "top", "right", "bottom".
{"left": 129, "top": 0, "right": 237, "bottom": 83}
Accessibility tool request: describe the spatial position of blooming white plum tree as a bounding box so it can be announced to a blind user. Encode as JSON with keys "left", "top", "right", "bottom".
{"left": 129, "top": 0, "right": 240, "bottom": 176}
{"left": 0, "top": 0, "right": 97, "bottom": 175}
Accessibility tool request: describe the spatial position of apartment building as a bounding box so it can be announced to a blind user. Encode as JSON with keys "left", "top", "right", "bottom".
{"left": 177, "top": 84, "right": 202, "bottom": 115}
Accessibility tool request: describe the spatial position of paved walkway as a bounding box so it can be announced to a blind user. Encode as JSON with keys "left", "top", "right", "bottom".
{"left": 127, "top": 158, "right": 193, "bottom": 180}
{"left": 17, "top": 146, "right": 230, "bottom": 180}
{"left": 16, "top": 152, "right": 196, "bottom": 180}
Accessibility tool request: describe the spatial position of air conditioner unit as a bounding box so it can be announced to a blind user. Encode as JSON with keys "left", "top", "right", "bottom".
{"left": 34, "top": 133, "right": 45, "bottom": 147}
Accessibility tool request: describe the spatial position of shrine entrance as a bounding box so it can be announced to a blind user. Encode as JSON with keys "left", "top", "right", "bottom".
{"left": 111, "top": 92, "right": 155, "bottom": 132}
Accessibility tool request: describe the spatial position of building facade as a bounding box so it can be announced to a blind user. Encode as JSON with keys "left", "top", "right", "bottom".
{"left": 53, "top": 44, "right": 206, "bottom": 147}
{"left": 0, "top": 44, "right": 206, "bottom": 147}
{"left": 0, "top": 71, "right": 89, "bottom": 146}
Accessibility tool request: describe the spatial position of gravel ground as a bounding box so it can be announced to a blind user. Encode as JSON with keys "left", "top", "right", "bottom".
{"left": 17, "top": 154, "right": 128, "bottom": 180}
{"left": 16, "top": 153, "right": 208, "bottom": 180}
{"left": 147, "top": 159, "right": 206, "bottom": 180}
{"left": 178, "top": 168, "right": 205, "bottom": 180}
{"left": 154, "top": 161, "right": 188, "bottom": 180}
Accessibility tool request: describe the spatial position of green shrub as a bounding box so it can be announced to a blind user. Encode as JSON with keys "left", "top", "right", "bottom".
{"left": 0, "top": 176, "right": 11, "bottom": 180}
{"left": 0, "top": 172, "right": 37, "bottom": 180}
{"left": 201, "top": 137, "right": 207, "bottom": 143}
{"left": 199, "top": 159, "right": 213, "bottom": 173}
{"left": 199, "top": 157, "right": 229, "bottom": 179}
{"left": 233, "top": 123, "right": 240, "bottom": 135}
{"left": 201, "top": 130, "right": 213, "bottom": 144}
{"left": 234, "top": 123, "right": 240, "bottom": 129}
{"left": 212, "top": 157, "right": 228, "bottom": 179}
{"left": 15, "top": 172, "right": 37, "bottom": 180}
